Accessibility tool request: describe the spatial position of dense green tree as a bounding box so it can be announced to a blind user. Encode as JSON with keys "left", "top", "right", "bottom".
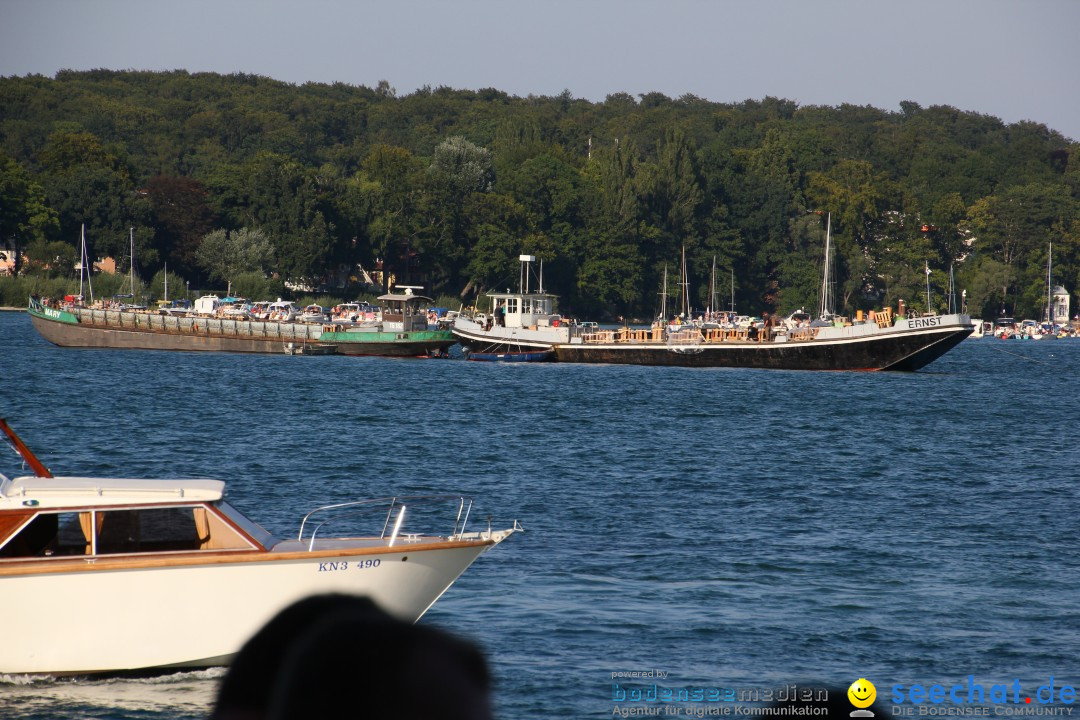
{"left": 420, "top": 136, "right": 495, "bottom": 291}
{"left": 1, "top": 70, "right": 1076, "bottom": 320}
{"left": 195, "top": 227, "right": 274, "bottom": 289}
{"left": 966, "top": 183, "right": 1077, "bottom": 313}
{"left": 0, "top": 151, "right": 58, "bottom": 274}
{"left": 36, "top": 130, "right": 137, "bottom": 257}
{"left": 146, "top": 175, "right": 217, "bottom": 279}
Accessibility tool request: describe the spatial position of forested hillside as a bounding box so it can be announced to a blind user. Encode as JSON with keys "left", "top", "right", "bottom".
{"left": 2, "top": 70, "right": 1078, "bottom": 320}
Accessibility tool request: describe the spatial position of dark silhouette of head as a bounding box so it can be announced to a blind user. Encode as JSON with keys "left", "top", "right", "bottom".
{"left": 212, "top": 593, "right": 492, "bottom": 720}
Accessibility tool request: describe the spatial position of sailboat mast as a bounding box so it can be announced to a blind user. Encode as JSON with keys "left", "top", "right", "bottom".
{"left": 1046, "top": 242, "right": 1053, "bottom": 324}
{"left": 820, "top": 212, "right": 831, "bottom": 318}
{"left": 659, "top": 265, "right": 668, "bottom": 321}
{"left": 708, "top": 256, "right": 717, "bottom": 318}
{"left": 79, "top": 224, "right": 85, "bottom": 301}
{"left": 680, "top": 245, "right": 690, "bottom": 318}
{"left": 129, "top": 227, "right": 135, "bottom": 299}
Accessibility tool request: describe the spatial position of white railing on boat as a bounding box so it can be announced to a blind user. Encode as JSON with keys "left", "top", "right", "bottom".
{"left": 297, "top": 496, "right": 475, "bottom": 550}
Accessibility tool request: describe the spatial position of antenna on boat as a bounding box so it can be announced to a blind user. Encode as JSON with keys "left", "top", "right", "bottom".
{"left": 0, "top": 419, "right": 53, "bottom": 478}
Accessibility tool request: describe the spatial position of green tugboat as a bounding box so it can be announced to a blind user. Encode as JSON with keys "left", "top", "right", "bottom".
{"left": 318, "top": 289, "right": 457, "bottom": 357}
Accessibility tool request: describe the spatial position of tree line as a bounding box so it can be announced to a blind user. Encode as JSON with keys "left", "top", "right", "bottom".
{"left": 1, "top": 70, "right": 1078, "bottom": 320}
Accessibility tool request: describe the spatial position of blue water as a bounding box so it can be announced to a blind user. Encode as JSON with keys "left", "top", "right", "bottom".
{"left": 1, "top": 311, "right": 1078, "bottom": 718}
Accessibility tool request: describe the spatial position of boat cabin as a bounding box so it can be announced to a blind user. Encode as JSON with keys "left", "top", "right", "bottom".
{"left": 378, "top": 290, "right": 433, "bottom": 332}
{"left": 194, "top": 295, "right": 221, "bottom": 316}
{"left": 488, "top": 290, "right": 561, "bottom": 330}
{"left": 0, "top": 475, "right": 273, "bottom": 560}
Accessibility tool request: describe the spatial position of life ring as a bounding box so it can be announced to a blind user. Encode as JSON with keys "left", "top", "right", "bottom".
{"left": 552, "top": 319, "right": 560, "bottom": 327}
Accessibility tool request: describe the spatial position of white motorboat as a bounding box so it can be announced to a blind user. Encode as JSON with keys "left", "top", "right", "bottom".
{"left": 298, "top": 304, "right": 330, "bottom": 324}
{"left": 0, "top": 420, "right": 519, "bottom": 676}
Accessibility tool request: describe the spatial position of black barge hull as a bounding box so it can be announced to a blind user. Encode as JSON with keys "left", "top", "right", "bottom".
{"left": 553, "top": 318, "right": 973, "bottom": 371}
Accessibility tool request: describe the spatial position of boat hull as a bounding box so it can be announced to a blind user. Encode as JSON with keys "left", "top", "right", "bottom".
{"left": 319, "top": 329, "right": 457, "bottom": 357}
{"left": 1, "top": 539, "right": 502, "bottom": 675}
{"left": 463, "top": 348, "right": 554, "bottom": 362}
{"left": 554, "top": 315, "right": 973, "bottom": 371}
{"left": 452, "top": 322, "right": 566, "bottom": 362}
{"left": 29, "top": 305, "right": 324, "bottom": 354}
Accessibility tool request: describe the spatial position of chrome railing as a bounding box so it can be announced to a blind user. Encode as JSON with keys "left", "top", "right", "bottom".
{"left": 297, "top": 495, "right": 475, "bottom": 551}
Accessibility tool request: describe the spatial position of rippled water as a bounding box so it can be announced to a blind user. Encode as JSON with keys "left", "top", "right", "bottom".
{"left": 1, "top": 311, "right": 1078, "bottom": 718}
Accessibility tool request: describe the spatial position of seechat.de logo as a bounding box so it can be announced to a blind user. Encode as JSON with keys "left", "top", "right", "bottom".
{"left": 849, "top": 678, "right": 877, "bottom": 717}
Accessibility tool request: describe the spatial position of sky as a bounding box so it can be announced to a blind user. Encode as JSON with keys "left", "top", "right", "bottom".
{"left": 1, "top": 0, "right": 1078, "bottom": 141}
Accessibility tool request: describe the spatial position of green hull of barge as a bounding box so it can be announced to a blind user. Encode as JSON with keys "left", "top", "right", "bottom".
{"left": 318, "top": 329, "right": 457, "bottom": 357}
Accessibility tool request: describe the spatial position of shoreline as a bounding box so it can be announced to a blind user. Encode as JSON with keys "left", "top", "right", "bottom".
{"left": 0, "top": 307, "right": 25, "bottom": 312}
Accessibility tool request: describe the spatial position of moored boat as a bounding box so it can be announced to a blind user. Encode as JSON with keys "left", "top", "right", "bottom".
{"left": 318, "top": 289, "right": 457, "bottom": 357}
{"left": 451, "top": 254, "right": 575, "bottom": 361}
{"left": 28, "top": 296, "right": 324, "bottom": 354}
{"left": 0, "top": 419, "right": 519, "bottom": 676}
{"left": 553, "top": 308, "right": 974, "bottom": 370}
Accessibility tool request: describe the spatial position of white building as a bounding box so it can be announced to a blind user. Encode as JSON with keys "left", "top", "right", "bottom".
{"left": 1050, "top": 285, "right": 1070, "bottom": 324}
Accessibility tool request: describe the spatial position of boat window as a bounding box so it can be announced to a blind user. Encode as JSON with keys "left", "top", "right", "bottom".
{"left": 96, "top": 506, "right": 251, "bottom": 554}
{"left": 506, "top": 298, "right": 519, "bottom": 314}
{"left": 0, "top": 506, "right": 253, "bottom": 558}
{"left": 0, "top": 512, "right": 90, "bottom": 558}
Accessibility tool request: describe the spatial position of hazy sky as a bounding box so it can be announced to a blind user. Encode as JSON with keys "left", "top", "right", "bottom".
{"left": 2, "top": 0, "right": 1078, "bottom": 141}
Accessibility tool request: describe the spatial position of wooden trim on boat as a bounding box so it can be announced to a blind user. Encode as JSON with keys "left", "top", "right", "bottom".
{"left": 0, "top": 536, "right": 497, "bottom": 577}
{"left": 0, "top": 511, "right": 34, "bottom": 544}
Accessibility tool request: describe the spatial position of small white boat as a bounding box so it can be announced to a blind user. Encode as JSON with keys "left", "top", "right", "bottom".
{"left": 0, "top": 420, "right": 519, "bottom": 676}
{"left": 298, "top": 304, "right": 330, "bottom": 324}
{"left": 266, "top": 299, "right": 299, "bottom": 322}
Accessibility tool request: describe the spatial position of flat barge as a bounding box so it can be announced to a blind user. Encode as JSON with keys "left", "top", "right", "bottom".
{"left": 553, "top": 312, "right": 974, "bottom": 371}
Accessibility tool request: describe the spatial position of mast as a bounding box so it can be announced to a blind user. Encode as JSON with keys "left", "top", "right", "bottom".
{"left": 819, "top": 212, "right": 832, "bottom": 318}
{"left": 1046, "top": 242, "right": 1053, "bottom": 324}
{"left": 0, "top": 419, "right": 53, "bottom": 478}
{"left": 707, "top": 256, "right": 716, "bottom": 319}
{"left": 679, "top": 245, "right": 690, "bottom": 318}
{"left": 658, "top": 265, "right": 669, "bottom": 321}
{"left": 925, "top": 262, "right": 932, "bottom": 314}
{"left": 130, "top": 227, "right": 135, "bottom": 298}
{"left": 948, "top": 264, "right": 955, "bottom": 314}
{"left": 164, "top": 261, "right": 168, "bottom": 302}
{"left": 730, "top": 268, "right": 735, "bottom": 314}
{"left": 79, "top": 224, "right": 85, "bottom": 300}
{"left": 79, "top": 224, "right": 94, "bottom": 305}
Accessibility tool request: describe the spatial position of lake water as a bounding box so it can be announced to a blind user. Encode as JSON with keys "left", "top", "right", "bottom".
{"left": 1, "top": 310, "right": 1078, "bottom": 718}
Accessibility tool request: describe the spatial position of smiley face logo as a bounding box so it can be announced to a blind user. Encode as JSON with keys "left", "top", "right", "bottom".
{"left": 848, "top": 678, "right": 877, "bottom": 709}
